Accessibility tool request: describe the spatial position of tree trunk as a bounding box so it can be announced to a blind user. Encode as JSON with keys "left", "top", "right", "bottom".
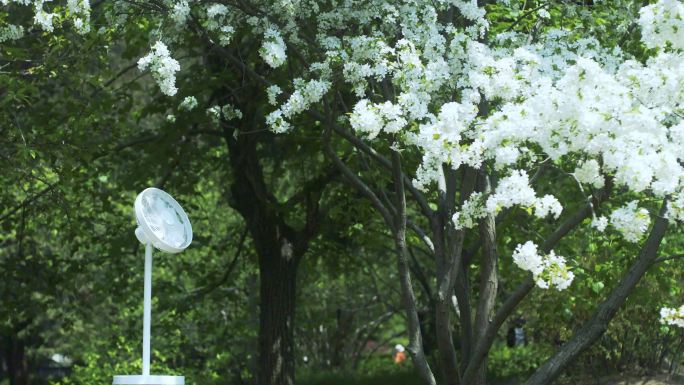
{"left": 258, "top": 248, "right": 298, "bottom": 385}
{"left": 472, "top": 175, "right": 498, "bottom": 385}
{"left": 3, "top": 335, "right": 29, "bottom": 385}
{"left": 331, "top": 309, "right": 354, "bottom": 369}
{"left": 224, "top": 113, "right": 314, "bottom": 385}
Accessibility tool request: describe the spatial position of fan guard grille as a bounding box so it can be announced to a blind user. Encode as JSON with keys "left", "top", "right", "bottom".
{"left": 140, "top": 190, "right": 189, "bottom": 249}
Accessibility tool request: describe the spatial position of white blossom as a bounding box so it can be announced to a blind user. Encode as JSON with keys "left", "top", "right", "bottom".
{"left": 660, "top": 305, "right": 684, "bottom": 328}
{"left": 179, "top": 96, "right": 198, "bottom": 111}
{"left": 206, "top": 105, "right": 221, "bottom": 123}
{"left": 666, "top": 194, "right": 684, "bottom": 222}
{"left": 592, "top": 216, "right": 609, "bottom": 232}
{"left": 266, "top": 79, "right": 329, "bottom": 132}
{"left": 534, "top": 195, "right": 563, "bottom": 219}
{"left": 266, "top": 110, "right": 291, "bottom": 133}
{"left": 205, "top": 3, "right": 234, "bottom": 45}
{"left": 171, "top": 1, "right": 190, "bottom": 26}
{"left": 260, "top": 28, "right": 287, "bottom": 68}
{"left": 221, "top": 104, "right": 242, "bottom": 120}
{"left": 138, "top": 41, "right": 181, "bottom": 96}
{"left": 541, "top": 251, "right": 574, "bottom": 291}
{"left": 349, "top": 100, "right": 383, "bottom": 139}
{"left": 67, "top": 0, "right": 90, "bottom": 34}
{"left": 574, "top": 159, "right": 605, "bottom": 189}
{"left": 486, "top": 170, "right": 536, "bottom": 213}
{"left": 267, "top": 85, "right": 282, "bottom": 106}
{"left": 452, "top": 192, "right": 487, "bottom": 230}
{"left": 609, "top": 201, "right": 651, "bottom": 243}
{"left": 639, "top": 0, "right": 684, "bottom": 51}
{"left": 512, "top": 241, "right": 574, "bottom": 291}
{"left": 512, "top": 241, "right": 544, "bottom": 276}
{"left": 33, "top": 6, "right": 56, "bottom": 32}
{"left": 0, "top": 24, "right": 24, "bottom": 43}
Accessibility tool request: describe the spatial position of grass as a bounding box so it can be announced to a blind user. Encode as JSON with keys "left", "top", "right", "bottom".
{"left": 298, "top": 368, "right": 424, "bottom": 385}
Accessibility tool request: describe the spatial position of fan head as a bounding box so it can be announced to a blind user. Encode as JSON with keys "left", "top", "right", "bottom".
{"left": 134, "top": 187, "right": 192, "bottom": 253}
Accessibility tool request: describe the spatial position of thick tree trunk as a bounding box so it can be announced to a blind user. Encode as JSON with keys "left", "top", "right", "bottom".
{"left": 224, "top": 120, "right": 309, "bottom": 385}
{"left": 3, "top": 335, "right": 29, "bottom": 385}
{"left": 258, "top": 249, "right": 298, "bottom": 385}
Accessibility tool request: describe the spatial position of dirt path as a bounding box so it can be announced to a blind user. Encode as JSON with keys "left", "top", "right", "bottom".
{"left": 572, "top": 374, "right": 684, "bottom": 385}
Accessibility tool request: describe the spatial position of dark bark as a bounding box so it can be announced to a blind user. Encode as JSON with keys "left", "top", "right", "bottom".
{"left": 435, "top": 166, "right": 476, "bottom": 385}
{"left": 223, "top": 112, "right": 322, "bottom": 385}
{"left": 227, "top": 134, "right": 301, "bottom": 385}
{"left": 455, "top": 263, "right": 473, "bottom": 374}
{"left": 3, "top": 335, "right": 29, "bottom": 385}
{"left": 526, "top": 200, "right": 670, "bottom": 385}
{"left": 331, "top": 309, "right": 355, "bottom": 368}
{"left": 435, "top": 231, "right": 463, "bottom": 385}
{"left": 257, "top": 249, "right": 299, "bottom": 385}
{"left": 391, "top": 150, "right": 437, "bottom": 385}
{"left": 472, "top": 175, "right": 497, "bottom": 385}
{"left": 462, "top": 184, "right": 611, "bottom": 385}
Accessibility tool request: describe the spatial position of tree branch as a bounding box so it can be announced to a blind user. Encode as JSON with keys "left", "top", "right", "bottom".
{"left": 526, "top": 199, "right": 670, "bottom": 385}
{"left": 472, "top": 173, "right": 498, "bottom": 382}
{"left": 322, "top": 128, "right": 394, "bottom": 230}
{"left": 391, "top": 149, "right": 437, "bottom": 385}
{"left": 462, "top": 185, "right": 610, "bottom": 385}
{"left": 653, "top": 253, "right": 684, "bottom": 264}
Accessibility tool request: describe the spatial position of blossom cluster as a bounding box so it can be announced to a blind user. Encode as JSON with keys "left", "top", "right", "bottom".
{"left": 207, "top": 104, "right": 243, "bottom": 124}
{"left": 291, "top": 0, "right": 684, "bottom": 208}
{"left": 639, "top": 0, "right": 684, "bottom": 51}
{"left": 609, "top": 201, "right": 651, "bottom": 243}
{"left": 179, "top": 96, "right": 198, "bottom": 111}
{"left": 260, "top": 27, "right": 287, "bottom": 68}
{"left": 574, "top": 159, "right": 605, "bottom": 189}
{"left": 0, "top": 24, "right": 24, "bottom": 43}
{"left": 33, "top": 2, "right": 57, "bottom": 32}
{"left": 349, "top": 100, "right": 407, "bottom": 139}
{"left": 512, "top": 241, "right": 574, "bottom": 291}
{"left": 667, "top": 194, "right": 684, "bottom": 222}
{"left": 591, "top": 216, "right": 609, "bottom": 232}
{"left": 452, "top": 192, "right": 487, "bottom": 230}
{"left": 266, "top": 79, "right": 330, "bottom": 133}
{"left": 267, "top": 85, "right": 282, "bottom": 106}
{"left": 486, "top": 170, "right": 562, "bottom": 219}
{"left": 205, "top": 3, "right": 234, "bottom": 46}
{"left": 137, "top": 41, "right": 181, "bottom": 96}
{"left": 171, "top": 0, "right": 190, "bottom": 26}
{"left": 67, "top": 0, "right": 90, "bottom": 34}
{"left": 4, "top": 0, "right": 91, "bottom": 34}
{"left": 660, "top": 305, "right": 684, "bottom": 328}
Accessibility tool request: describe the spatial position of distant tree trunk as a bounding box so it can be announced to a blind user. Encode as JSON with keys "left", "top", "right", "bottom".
{"left": 3, "top": 335, "right": 28, "bottom": 385}
{"left": 331, "top": 309, "right": 354, "bottom": 369}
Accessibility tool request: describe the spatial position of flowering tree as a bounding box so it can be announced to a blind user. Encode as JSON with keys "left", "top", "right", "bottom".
{"left": 5, "top": 0, "right": 684, "bottom": 384}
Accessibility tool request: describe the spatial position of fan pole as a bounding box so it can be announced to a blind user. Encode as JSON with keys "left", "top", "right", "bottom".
{"left": 142, "top": 242, "right": 153, "bottom": 376}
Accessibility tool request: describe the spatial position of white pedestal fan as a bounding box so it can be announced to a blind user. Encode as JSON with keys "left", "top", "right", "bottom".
{"left": 113, "top": 188, "right": 192, "bottom": 385}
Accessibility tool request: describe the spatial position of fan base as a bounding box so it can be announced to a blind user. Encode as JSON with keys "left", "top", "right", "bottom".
{"left": 113, "top": 375, "right": 184, "bottom": 385}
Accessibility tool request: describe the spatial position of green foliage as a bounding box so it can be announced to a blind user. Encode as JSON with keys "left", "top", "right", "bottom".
{"left": 488, "top": 343, "right": 553, "bottom": 379}
{"left": 3, "top": 1, "right": 684, "bottom": 385}
{"left": 299, "top": 367, "right": 423, "bottom": 385}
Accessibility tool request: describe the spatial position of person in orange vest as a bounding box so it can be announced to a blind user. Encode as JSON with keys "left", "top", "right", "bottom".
{"left": 393, "top": 344, "right": 407, "bottom": 364}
